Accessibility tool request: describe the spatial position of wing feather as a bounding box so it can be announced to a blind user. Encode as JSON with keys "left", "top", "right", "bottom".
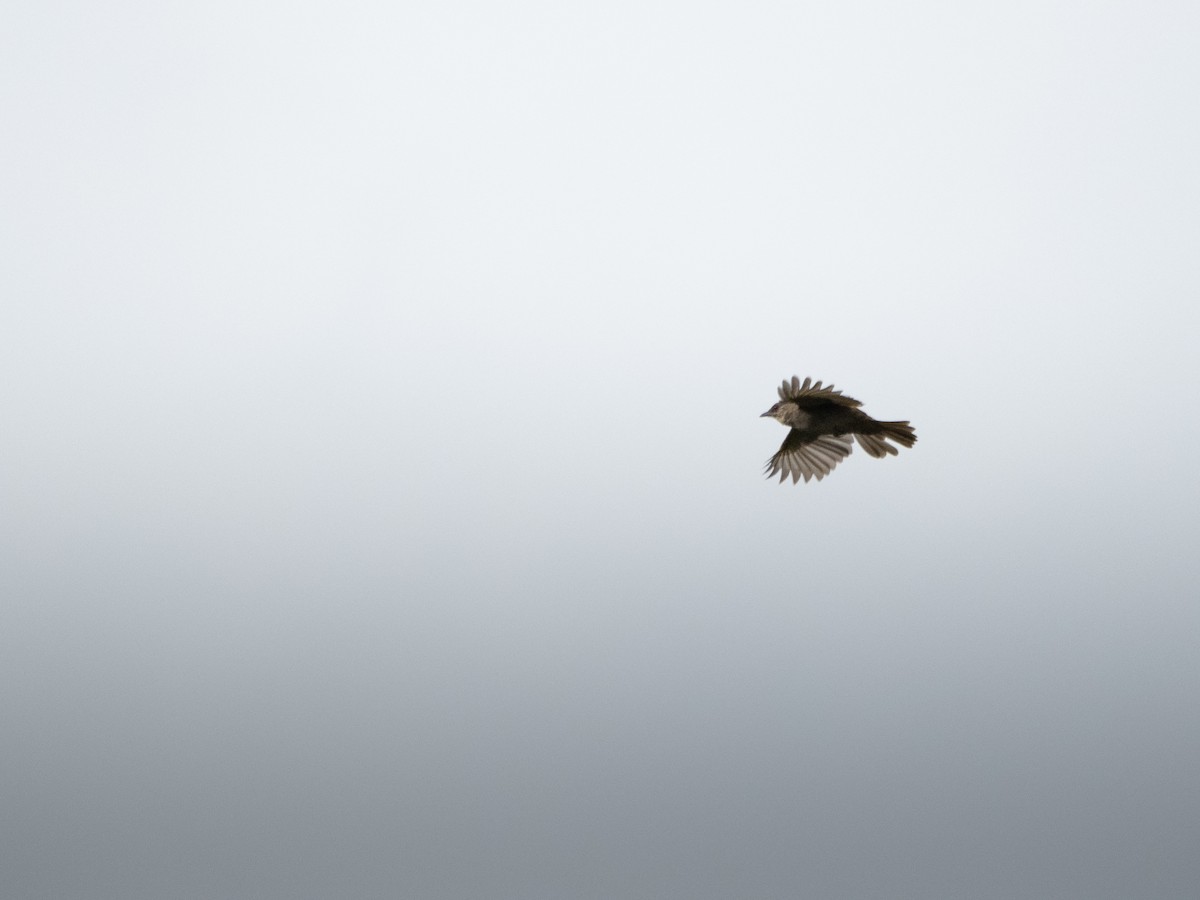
{"left": 764, "top": 432, "right": 854, "bottom": 484}
{"left": 777, "top": 375, "right": 862, "bottom": 408}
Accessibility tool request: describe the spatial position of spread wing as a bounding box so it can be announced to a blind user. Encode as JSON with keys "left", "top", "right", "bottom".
{"left": 765, "top": 431, "right": 854, "bottom": 484}
{"left": 777, "top": 375, "right": 862, "bottom": 408}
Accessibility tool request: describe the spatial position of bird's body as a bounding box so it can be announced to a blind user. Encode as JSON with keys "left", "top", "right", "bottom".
{"left": 760, "top": 376, "right": 916, "bottom": 483}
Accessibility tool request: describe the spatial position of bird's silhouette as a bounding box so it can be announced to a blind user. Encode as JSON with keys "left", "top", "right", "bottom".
{"left": 760, "top": 376, "right": 916, "bottom": 483}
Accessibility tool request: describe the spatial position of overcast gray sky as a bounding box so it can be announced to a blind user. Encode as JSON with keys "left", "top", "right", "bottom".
{"left": 3, "top": 1, "right": 1199, "bottom": 898}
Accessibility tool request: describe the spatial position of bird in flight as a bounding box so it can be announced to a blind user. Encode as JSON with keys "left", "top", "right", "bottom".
{"left": 760, "top": 376, "right": 916, "bottom": 483}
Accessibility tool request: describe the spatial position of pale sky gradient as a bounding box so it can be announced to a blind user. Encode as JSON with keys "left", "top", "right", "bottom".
{"left": 3, "top": 2, "right": 1199, "bottom": 898}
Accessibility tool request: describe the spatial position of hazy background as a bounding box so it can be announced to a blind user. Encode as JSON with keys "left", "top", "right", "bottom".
{"left": 3, "top": 1, "right": 1199, "bottom": 897}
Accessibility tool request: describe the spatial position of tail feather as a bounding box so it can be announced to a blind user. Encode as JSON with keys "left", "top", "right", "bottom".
{"left": 855, "top": 421, "right": 917, "bottom": 458}
{"left": 881, "top": 420, "right": 916, "bottom": 448}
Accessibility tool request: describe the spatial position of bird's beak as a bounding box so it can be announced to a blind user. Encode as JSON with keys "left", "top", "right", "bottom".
{"left": 760, "top": 410, "right": 772, "bottom": 418}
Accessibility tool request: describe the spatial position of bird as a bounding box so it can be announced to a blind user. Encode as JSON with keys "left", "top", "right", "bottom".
{"left": 760, "top": 376, "right": 916, "bottom": 483}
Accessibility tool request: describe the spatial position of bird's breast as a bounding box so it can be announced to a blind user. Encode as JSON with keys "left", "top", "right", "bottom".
{"left": 781, "top": 408, "right": 812, "bottom": 430}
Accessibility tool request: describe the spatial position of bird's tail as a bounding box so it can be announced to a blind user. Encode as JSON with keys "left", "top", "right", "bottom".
{"left": 855, "top": 421, "right": 917, "bottom": 458}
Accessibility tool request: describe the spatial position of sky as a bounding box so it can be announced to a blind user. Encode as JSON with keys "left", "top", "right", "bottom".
{"left": 2, "top": 1, "right": 1199, "bottom": 897}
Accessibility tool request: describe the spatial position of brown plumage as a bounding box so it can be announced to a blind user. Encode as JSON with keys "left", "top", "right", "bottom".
{"left": 760, "top": 376, "right": 916, "bottom": 483}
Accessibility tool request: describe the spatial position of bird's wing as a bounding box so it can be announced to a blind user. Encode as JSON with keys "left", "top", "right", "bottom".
{"left": 777, "top": 375, "right": 862, "bottom": 408}
{"left": 765, "top": 431, "right": 854, "bottom": 484}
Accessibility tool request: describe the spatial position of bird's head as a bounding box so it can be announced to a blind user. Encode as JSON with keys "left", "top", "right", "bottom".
{"left": 760, "top": 401, "right": 787, "bottom": 422}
